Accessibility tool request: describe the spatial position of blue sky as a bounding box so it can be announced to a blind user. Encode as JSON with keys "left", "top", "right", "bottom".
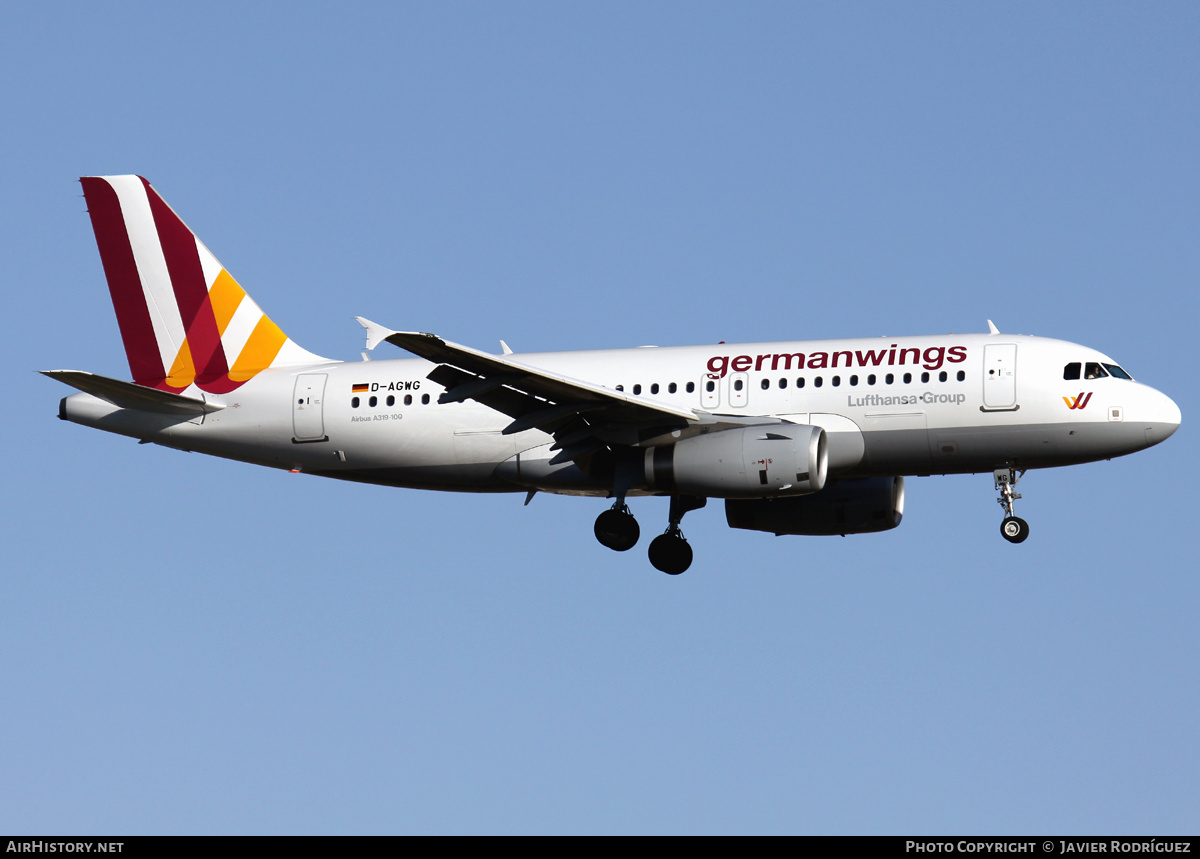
{"left": 2, "top": 2, "right": 1197, "bottom": 834}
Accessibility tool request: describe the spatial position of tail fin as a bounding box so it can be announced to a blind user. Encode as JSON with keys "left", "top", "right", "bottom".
{"left": 80, "top": 175, "right": 330, "bottom": 394}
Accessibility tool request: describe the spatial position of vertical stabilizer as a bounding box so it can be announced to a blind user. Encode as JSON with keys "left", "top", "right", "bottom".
{"left": 81, "top": 175, "right": 331, "bottom": 393}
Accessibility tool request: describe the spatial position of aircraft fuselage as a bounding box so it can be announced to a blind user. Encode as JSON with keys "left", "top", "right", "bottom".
{"left": 48, "top": 175, "right": 1182, "bottom": 572}
{"left": 60, "top": 331, "right": 1180, "bottom": 493}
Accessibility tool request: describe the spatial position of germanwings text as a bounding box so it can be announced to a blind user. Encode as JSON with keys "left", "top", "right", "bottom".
{"left": 706, "top": 345, "right": 968, "bottom": 378}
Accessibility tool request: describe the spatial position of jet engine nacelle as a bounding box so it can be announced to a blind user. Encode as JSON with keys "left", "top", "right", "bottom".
{"left": 643, "top": 424, "right": 827, "bottom": 498}
{"left": 724, "top": 476, "right": 905, "bottom": 535}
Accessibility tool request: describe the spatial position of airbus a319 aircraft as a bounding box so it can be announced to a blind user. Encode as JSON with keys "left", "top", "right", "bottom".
{"left": 47, "top": 176, "right": 1181, "bottom": 574}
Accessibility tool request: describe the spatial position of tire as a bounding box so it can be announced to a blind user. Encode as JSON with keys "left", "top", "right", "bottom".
{"left": 1000, "top": 516, "right": 1029, "bottom": 544}
{"left": 595, "top": 508, "right": 640, "bottom": 551}
{"left": 648, "top": 533, "right": 692, "bottom": 575}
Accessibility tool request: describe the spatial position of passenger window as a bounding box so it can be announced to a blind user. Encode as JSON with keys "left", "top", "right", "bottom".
{"left": 1085, "top": 362, "right": 1108, "bottom": 380}
{"left": 422, "top": 393, "right": 430, "bottom": 404}
{"left": 1063, "top": 362, "right": 1081, "bottom": 380}
{"left": 705, "top": 380, "right": 715, "bottom": 392}
{"left": 867, "top": 374, "right": 876, "bottom": 385}
{"left": 669, "top": 382, "right": 677, "bottom": 393}
{"left": 956, "top": 370, "right": 965, "bottom": 382}
{"left": 778, "top": 378, "right": 787, "bottom": 389}
{"left": 939, "top": 371, "right": 947, "bottom": 382}
{"left": 650, "top": 383, "right": 659, "bottom": 394}
{"left": 686, "top": 382, "right": 695, "bottom": 393}
{"left": 850, "top": 375, "right": 859, "bottom": 386}
{"left": 885, "top": 374, "right": 894, "bottom": 385}
{"left": 369, "top": 395, "right": 378, "bottom": 407}
{"left": 351, "top": 397, "right": 360, "bottom": 408}
{"left": 903, "top": 373, "right": 912, "bottom": 384}
{"left": 814, "top": 377, "right": 823, "bottom": 388}
{"left": 796, "top": 377, "right": 805, "bottom": 388}
{"left": 832, "top": 376, "right": 841, "bottom": 387}
{"left": 404, "top": 394, "right": 412, "bottom": 406}
{"left": 387, "top": 395, "right": 395, "bottom": 406}
{"left": 921, "top": 372, "right": 930, "bottom": 383}
{"left": 633, "top": 384, "right": 642, "bottom": 395}
{"left": 616, "top": 384, "right": 624, "bottom": 392}
{"left": 761, "top": 378, "right": 770, "bottom": 390}
{"left": 733, "top": 379, "right": 743, "bottom": 391}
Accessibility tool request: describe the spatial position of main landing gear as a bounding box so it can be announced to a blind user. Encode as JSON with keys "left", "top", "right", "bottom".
{"left": 594, "top": 501, "right": 639, "bottom": 552}
{"left": 994, "top": 467, "right": 1029, "bottom": 544}
{"left": 648, "top": 496, "right": 706, "bottom": 576}
{"left": 594, "top": 495, "right": 707, "bottom": 574}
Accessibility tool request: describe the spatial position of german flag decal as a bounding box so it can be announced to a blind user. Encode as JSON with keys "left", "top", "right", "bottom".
{"left": 352, "top": 383, "right": 369, "bottom": 393}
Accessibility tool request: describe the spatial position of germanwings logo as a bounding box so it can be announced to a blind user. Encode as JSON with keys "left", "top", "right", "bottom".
{"left": 81, "top": 176, "right": 295, "bottom": 395}
{"left": 1063, "top": 392, "right": 1093, "bottom": 410}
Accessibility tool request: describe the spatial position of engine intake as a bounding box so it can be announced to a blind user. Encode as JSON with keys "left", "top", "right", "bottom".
{"left": 643, "top": 424, "right": 827, "bottom": 498}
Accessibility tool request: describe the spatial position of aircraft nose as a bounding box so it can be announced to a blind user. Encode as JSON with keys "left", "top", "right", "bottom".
{"left": 1143, "top": 387, "right": 1181, "bottom": 447}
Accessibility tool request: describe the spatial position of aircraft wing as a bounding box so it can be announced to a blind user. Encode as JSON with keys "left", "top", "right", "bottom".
{"left": 357, "top": 318, "right": 699, "bottom": 462}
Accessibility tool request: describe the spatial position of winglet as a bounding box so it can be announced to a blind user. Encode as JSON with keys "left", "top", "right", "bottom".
{"left": 356, "top": 316, "right": 397, "bottom": 351}
{"left": 987, "top": 319, "right": 1000, "bottom": 335}
{"left": 500, "top": 340, "right": 513, "bottom": 355}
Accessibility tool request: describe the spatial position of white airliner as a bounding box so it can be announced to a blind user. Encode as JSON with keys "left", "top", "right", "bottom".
{"left": 47, "top": 176, "right": 1181, "bottom": 574}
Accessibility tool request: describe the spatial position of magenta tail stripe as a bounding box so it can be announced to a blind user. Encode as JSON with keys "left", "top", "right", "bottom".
{"left": 201, "top": 375, "right": 247, "bottom": 395}
{"left": 80, "top": 178, "right": 166, "bottom": 386}
{"left": 142, "top": 178, "right": 230, "bottom": 383}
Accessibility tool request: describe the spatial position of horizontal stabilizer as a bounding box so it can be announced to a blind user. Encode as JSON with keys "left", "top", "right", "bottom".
{"left": 41, "top": 370, "right": 225, "bottom": 415}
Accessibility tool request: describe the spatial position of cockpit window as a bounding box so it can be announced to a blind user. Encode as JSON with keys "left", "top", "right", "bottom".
{"left": 1063, "top": 362, "right": 1081, "bottom": 380}
{"left": 1103, "top": 363, "right": 1132, "bottom": 380}
{"left": 1084, "top": 362, "right": 1109, "bottom": 380}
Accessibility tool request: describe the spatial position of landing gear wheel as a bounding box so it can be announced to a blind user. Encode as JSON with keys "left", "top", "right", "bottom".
{"left": 1000, "top": 516, "right": 1029, "bottom": 544}
{"left": 648, "top": 532, "right": 692, "bottom": 575}
{"left": 994, "top": 468, "right": 1029, "bottom": 545}
{"left": 595, "top": 507, "right": 640, "bottom": 552}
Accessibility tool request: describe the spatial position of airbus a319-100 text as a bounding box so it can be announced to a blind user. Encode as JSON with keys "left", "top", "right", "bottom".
{"left": 46, "top": 176, "right": 1182, "bottom": 574}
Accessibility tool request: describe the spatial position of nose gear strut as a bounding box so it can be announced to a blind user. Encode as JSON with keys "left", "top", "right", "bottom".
{"left": 994, "top": 467, "right": 1029, "bottom": 543}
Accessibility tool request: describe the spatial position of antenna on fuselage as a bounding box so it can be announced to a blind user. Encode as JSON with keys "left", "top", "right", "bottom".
{"left": 987, "top": 320, "right": 1000, "bottom": 335}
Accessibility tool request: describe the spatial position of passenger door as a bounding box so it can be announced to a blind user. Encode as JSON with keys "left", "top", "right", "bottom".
{"left": 293, "top": 374, "right": 328, "bottom": 441}
{"left": 982, "top": 343, "right": 1018, "bottom": 410}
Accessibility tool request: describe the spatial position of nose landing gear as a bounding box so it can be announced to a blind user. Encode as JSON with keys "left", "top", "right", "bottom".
{"left": 994, "top": 467, "right": 1029, "bottom": 544}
